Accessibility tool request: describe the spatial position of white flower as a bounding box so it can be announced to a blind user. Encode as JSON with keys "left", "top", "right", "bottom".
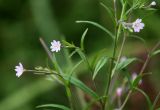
{"left": 116, "top": 87, "right": 123, "bottom": 97}
{"left": 120, "top": 56, "right": 127, "bottom": 63}
{"left": 15, "top": 63, "right": 24, "bottom": 77}
{"left": 150, "top": 1, "right": 156, "bottom": 6}
{"left": 50, "top": 40, "right": 61, "bottom": 52}
{"left": 132, "top": 19, "right": 145, "bottom": 32}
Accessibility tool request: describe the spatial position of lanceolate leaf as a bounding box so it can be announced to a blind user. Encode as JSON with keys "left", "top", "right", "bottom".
{"left": 76, "top": 20, "right": 115, "bottom": 39}
{"left": 151, "top": 49, "right": 160, "bottom": 57}
{"left": 93, "top": 56, "right": 109, "bottom": 80}
{"left": 116, "top": 58, "right": 137, "bottom": 71}
{"left": 90, "top": 49, "right": 107, "bottom": 69}
{"left": 81, "top": 28, "right": 88, "bottom": 51}
{"left": 36, "top": 104, "right": 71, "bottom": 110}
{"left": 62, "top": 74, "right": 99, "bottom": 99}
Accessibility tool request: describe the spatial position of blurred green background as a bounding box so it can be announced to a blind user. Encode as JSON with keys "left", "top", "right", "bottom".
{"left": 0, "top": 0, "right": 160, "bottom": 110}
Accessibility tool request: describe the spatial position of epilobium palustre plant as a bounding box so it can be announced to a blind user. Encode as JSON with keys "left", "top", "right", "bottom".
{"left": 15, "top": 0, "right": 160, "bottom": 110}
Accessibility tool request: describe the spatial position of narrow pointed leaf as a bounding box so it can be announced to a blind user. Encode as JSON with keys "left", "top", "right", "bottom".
{"left": 36, "top": 104, "right": 71, "bottom": 110}
{"left": 76, "top": 20, "right": 115, "bottom": 39}
{"left": 93, "top": 56, "right": 108, "bottom": 80}
{"left": 81, "top": 28, "right": 88, "bottom": 51}
{"left": 62, "top": 74, "right": 99, "bottom": 99}
{"left": 116, "top": 58, "right": 137, "bottom": 71}
{"left": 151, "top": 49, "right": 160, "bottom": 57}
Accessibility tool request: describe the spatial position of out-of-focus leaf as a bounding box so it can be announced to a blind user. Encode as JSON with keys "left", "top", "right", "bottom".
{"left": 129, "top": 35, "right": 148, "bottom": 52}
{"left": 81, "top": 28, "right": 88, "bottom": 51}
{"left": 76, "top": 20, "right": 115, "bottom": 39}
{"left": 90, "top": 49, "right": 108, "bottom": 69}
{"left": 156, "top": 108, "right": 160, "bottom": 110}
{"left": 116, "top": 58, "right": 137, "bottom": 71}
{"left": 62, "top": 40, "right": 75, "bottom": 48}
{"left": 36, "top": 104, "right": 71, "bottom": 110}
{"left": 100, "top": 2, "right": 115, "bottom": 24}
{"left": 69, "top": 50, "right": 77, "bottom": 58}
{"left": 134, "top": 87, "right": 152, "bottom": 110}
{"left": 151, "top": 49, "right": 160, "bottom": 57}
{"left": 152, "top": 91, "right": 160, "bottom": 110}
{"left": 76, "top": 48, "right": 92, "bottom": 72}
{"left": 93, "top": 56, "right": 109, "bottom": 80}
{"left": 62, "top": 74, "right": 99, "bottom": 99}
{"left": 67, "top": 60, "right": 83, "bottom": 84}
{"left": 144, "top": 8, "right": 157, "bottom": 11}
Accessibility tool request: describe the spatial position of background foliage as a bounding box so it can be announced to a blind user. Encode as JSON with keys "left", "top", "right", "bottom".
{"left": 0, "top": 0, "right": 160, "bottom": 110}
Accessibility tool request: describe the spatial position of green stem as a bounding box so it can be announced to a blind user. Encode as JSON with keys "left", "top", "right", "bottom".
{"left": 111, "top": 33, "right": 127, "bottom": 78}
{"left": 104, "top": 2, "right": 127, "bottom": 109}
{"left": 39, "top": 38, "right": 74, "bottom": 110}
{"left": 119, "top": 90, "right": 132, "bottom": 110}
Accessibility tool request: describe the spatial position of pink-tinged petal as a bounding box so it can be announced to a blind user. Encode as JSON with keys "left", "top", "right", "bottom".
{"left": 116, "top": 87, "right": 123, "bottom": 97}
{"left": 15, "top": 63, "right": 24, "bottom": 77}
{"left": 50, "top": 40, "right": 61, "bottom": 52}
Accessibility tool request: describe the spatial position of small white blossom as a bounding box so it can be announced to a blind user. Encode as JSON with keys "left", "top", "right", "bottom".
{"left": 132, "top": 19, "right": 145, "bottom": 32}
{"left": 120, "top": 56, "right": 127, "bottom": 63}
{"left": 15, "top": 63, "right": 24, "bottom": 77}
{"left": 50, "top": 40, "right": 61, "bottom": 52}
{"left": 150, "top": 1, "right": 156, "bottom": 6}
{"left": 116, "top": 87, "right": 123, "bottom": 97}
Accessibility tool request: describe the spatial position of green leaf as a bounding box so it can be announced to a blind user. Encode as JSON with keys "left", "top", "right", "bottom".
{"left": 36, "top": 104, "right": 71, "bottom": 110}
{"left": 76, "top": 48, "right": 92, "bottom": 72}
{"left": 156, "top": 108, "right": 160, "bottom": 110}
{"left": 100, "top": 2, "right": 115, "bottom": 24}
{"left": 62, "top": 40, "right": 75, "bottom": 48}
{"left": 67, "top": 60, "right": 83, "bottom": 84}
{"left": 62, "top": 74, "right": 99, "bottom": 99}
{"left": 144, "top": 8, "right": 157, "bottom": 11}
{"left": 151, "top": 49, "right": 160, "bottom": 57}
{"left": 90, "top": 49, "right": 108, "bottom": 69}
{"left": 81, "top": 28, "right": 88, "bottom": 51}
{"left": 132, "top": 75, "right": 142, "bottom": 88}
{"left": 76, "top": 20, "right": 115, "bottom": 39}
{"left": 69, "top": 50, "right": 77, "bottom": 58}
{"left": 93, "top": 56, "right": 108, "bottom": 80}
{"left": 134, "top": 87, "right": 152, "bottom": 110}
{"left": 116, "top": 58, "right": 137, "bottom": 71}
